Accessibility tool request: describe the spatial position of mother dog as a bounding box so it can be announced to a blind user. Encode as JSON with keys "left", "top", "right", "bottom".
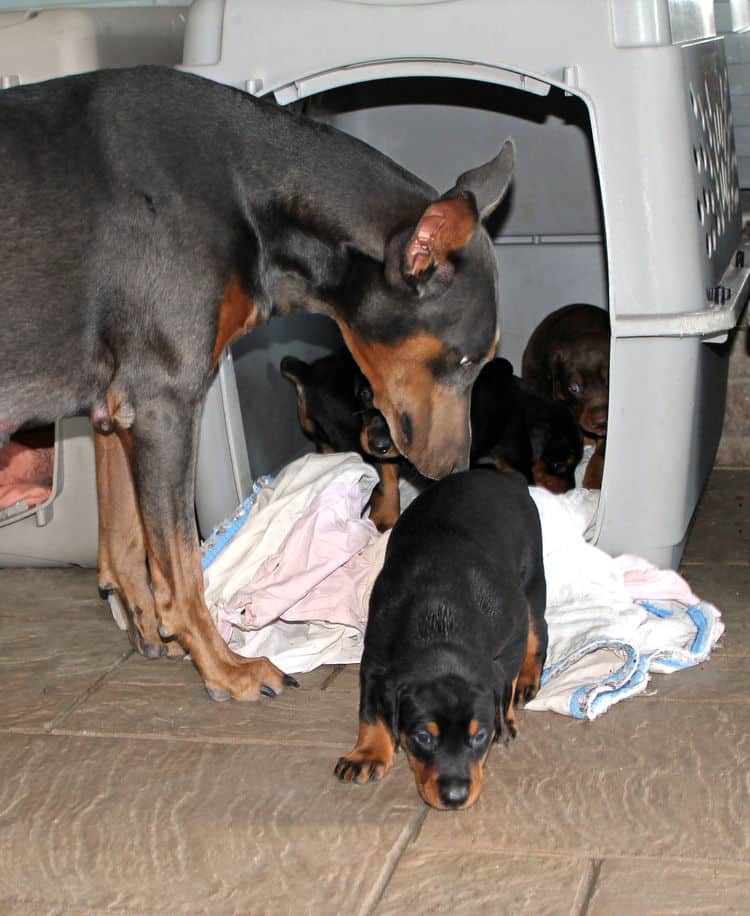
{"left": 0, "top": 66, "right": 514, "bottom": 700}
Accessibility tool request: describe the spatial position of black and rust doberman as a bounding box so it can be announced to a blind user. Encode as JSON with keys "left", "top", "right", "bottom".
{"left": 0, "top": 66, "right": 514, "bottom": 700}
{"left": 335, "top": 470, "right": 547, "bottom": 809}
{"left": 522, "top": 304, "right": 610, "bottom": 488}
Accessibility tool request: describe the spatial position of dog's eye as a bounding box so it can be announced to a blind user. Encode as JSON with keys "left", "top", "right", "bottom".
{"left": 459, "top": 355, "right": 473, "bottom": 368}
{"left": 470, "top": 728, "right": 489, "bottom": 747}
{"left": 568, "top": 382, "right": 583, "bottom": 395}
{"left": 412, "top": 730, "right": 436, "bottom": 750}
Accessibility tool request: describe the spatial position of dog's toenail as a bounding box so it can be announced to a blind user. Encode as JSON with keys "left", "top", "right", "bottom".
{"left": 158, "top": 624, "right": 173, "bottom": 639}
{"left": 206, "top": 686, "right": 231, "bottom": 702}
{"left": 283, "top": 675, "right": 300, "bottom": 688}
{"left": 260, "top": 685, "right": 277, "bottom": 698}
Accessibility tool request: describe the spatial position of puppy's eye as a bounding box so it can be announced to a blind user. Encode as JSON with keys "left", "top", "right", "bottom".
{"left": 411, "top": 730, "right": 436, "bottom": 750}
{"left": 459, "top": 355, "right": 473, "bottom": 368}
{"left": 470, "top": 728, "right": 489, "bottom": 747}
{"left": 568, "top": 382, "right": 583, "bottom": 395}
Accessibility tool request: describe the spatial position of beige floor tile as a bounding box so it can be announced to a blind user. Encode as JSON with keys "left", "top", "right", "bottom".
{"left": 375, "top": 849, "right": 589, "bottom": 916}
{"left": 588, "top": 858, "right": 750, "bottom": 915}
{"left": 414, "top": 754, "right": 750, "bottom": 860}
{"left": 682, "top": 471, "right": 750, "bottom": 564}
{"left": 510, "top": 700, "right": 750, "bottom": 774}
{"left": 59, "top": 671, "right": 360, "bottom": 749}
{"left": 0, "top": 607, "right": 130, "bottom": 730}
{"left": 0, "top": 732, "right": 419, "bottom": 914}
{"left": 646, "top": 654, "right": 750, "bottom": 703}
{"left": 0, "top": 568, "right": 99, "bottom": 613}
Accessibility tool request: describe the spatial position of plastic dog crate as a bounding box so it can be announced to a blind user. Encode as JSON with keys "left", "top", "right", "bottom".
{"left": 179, "top": 0, "right": 750, "bottom": 569}
{"left": 1, "top": 0, "right": 748, "bottom": 571}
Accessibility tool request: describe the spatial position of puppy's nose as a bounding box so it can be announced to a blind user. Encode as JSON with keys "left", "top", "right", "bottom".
{"left": 438, "top": 778, "right": 470, "bottom": 808}
{"left": 363, "top": 413, "right": 392, "bottom": 454}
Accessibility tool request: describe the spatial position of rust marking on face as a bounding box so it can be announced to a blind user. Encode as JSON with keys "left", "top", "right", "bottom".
{"left": 405, "top": 752, "right": 443, "bottom": 808}
{"left": 532, "top": 459, "right": 570, "bottom": 494}
{"left": 467, "top": 719, "right": 479, "bottom": 737}
{"left": 464, "top": 748, "right": 491, "bottom": 809}
{"left": 336, "top": 325, "right": 471, "bottom": 479}
{"left": 212, "top": 275, "right": 258, "bottom": 366}
{"left": 427, "top": 721, "right": 440, "bottom": 738}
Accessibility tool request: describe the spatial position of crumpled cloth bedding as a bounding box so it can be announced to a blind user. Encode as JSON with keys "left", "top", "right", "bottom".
{"left": 202, "top": 453, "right": 723, "bottom": 717}
{"left": 525, "top": 487, "right": 723, "bottom": 719}
{"left": 202, "top": 452, "right": 387, "bottom": 671}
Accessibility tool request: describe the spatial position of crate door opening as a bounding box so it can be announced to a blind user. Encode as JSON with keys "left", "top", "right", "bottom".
{"left": 198, "top": 76, "right": 609, "bottom": 535}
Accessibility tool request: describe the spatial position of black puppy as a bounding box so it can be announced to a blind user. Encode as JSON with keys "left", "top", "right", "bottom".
{"left": 335, "top": 470, "right": 547, "bottom": 809}
{"left": 471, "top": 358, "right": 583, "bottom": 493}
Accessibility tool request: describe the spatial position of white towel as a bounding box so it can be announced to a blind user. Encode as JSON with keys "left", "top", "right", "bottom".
{"left": 200, "top": 455, "right": 723, "bottom": 716}
{"left": 526, "top": 486, "right": 724, "bottom": 719}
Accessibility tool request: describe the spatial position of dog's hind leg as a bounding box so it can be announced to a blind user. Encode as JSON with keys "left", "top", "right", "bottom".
{"left": 95, "top": 428, "right": 184, "bottom": 658}
{"left": 127, "top": 394, "right": 296, "bottom": 700}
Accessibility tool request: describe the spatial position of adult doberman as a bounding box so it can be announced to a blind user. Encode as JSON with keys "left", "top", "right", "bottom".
{"left": 0, "top": 66, "right": 514, "bottom": 700}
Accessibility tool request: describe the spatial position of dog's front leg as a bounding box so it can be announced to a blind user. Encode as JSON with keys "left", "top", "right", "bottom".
{"left": 95, "top": 429, "right": 184, "bottom": 658}
{"left": 127, "top": 395, "right": 297, "bottom": 701}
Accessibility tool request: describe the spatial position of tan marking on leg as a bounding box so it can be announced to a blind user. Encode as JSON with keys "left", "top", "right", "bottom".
{"left": 517, "top": 607, "right": 543, "bottom": 706}
{"left": 144, "top": 529, "right": 291, "bottom": 700}
{"left": 368, "top": 463, "right": 401, "bottom": 532}
{"left": 335, "top": 720, "right": 396, "bottom": 784}
{"left": 582, "top": 437, "right": 606, "bottom": 489}
{"left": 94, "top": 429, "right": 183, "bottom": 657}
{"left": 212, "top": 275, "right": 258, "bottom": 366}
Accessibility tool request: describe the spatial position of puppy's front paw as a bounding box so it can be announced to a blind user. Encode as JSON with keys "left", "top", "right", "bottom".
{"left": 334, "top": 720, "right": 396, "bottom": 784}
{"left": 335, "top": 752, "right": 389, "bottom": 784}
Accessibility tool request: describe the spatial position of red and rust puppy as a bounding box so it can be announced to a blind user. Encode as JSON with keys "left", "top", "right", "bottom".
{"left": 335, "top": 470, "right": 547, "bottom": 809}
{"left": 1, "top": 67, "right": 514, "bottom": 700}
{"left": 521, "top": 304, "right": 610, "bottom": 438}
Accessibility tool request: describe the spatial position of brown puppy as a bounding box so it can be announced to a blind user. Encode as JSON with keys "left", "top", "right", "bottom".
{"left": 521, "top": 304, "right": 610, "bottom": 440}
{"left": 522, "top": 304, "right": 609, "bottom": 487}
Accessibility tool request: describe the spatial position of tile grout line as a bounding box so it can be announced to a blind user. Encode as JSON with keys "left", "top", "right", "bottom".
{"left": 573, "top": 857, "right": 603, "bottom": 916}
{"left": 358, "top": 804, "right": 429, "bottom": 916}
{"left": 44, "top": 649, "right": 134, "bottom": 732}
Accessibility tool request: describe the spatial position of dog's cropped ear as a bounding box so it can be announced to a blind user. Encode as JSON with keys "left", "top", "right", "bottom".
{"left": 455, "top": 138, "right": 515, "bottom": 222}
{"left": 280, "top": 355, "right": 310, "bottom": 394}
{"left": 399, "top": 139, "right": 516, "bottom": 285}
{"left": 402, "top": 193, "right": 479, "bottom": 281}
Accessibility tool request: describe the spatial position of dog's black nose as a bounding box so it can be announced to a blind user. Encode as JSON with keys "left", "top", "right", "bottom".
{"left": 368, "top": 431, "right": 392, "bottom": 454}
{"left": 439, "top": 779, "right": 470, "bottom": 808}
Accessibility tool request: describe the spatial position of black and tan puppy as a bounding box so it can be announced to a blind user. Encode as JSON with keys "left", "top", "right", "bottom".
{"left": 335, "top": 470, "right": 547, "bottom": 809}
{"left": 470, "top": 357, "right": 582, "bottom": 492}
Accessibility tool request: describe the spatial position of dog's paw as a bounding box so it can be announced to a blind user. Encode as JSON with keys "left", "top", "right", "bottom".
{"left": 334, "top": 753, "right": 389, "bottom": 784}
{"left": 204, "top": 658, "right": 300, "bottom": 702}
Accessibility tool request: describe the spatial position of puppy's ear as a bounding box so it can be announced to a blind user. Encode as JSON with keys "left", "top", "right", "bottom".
{"left": 280, "top": 355, "right": 310, "bottom": 395}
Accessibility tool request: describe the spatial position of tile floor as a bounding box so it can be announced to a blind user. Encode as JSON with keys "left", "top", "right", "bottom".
{"left": 0, "top": 469, "right": 748, "bottom": 914}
